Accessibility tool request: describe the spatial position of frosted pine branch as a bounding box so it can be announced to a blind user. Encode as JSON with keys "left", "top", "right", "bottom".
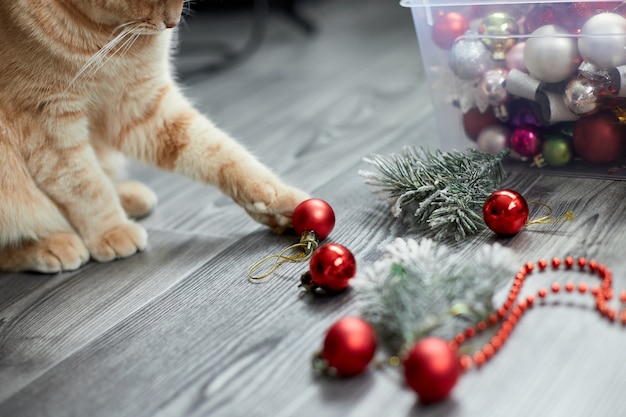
{"left": 360, "top": 147, "right": 509, "bottom": 241}
{"left": 355, "top": 238, "right": 516, "bottom": 354}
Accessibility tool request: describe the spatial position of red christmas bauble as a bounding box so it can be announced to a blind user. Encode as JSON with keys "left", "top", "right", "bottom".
{"left": 482, "top": 189, "right": 529, "bottom": 236}
{"left": 309, "top": 243, "right": 356, "bottom": 292}
{"left": 321, "top": 317, "right": 377, "bottom": 377}
{"left": 573, "top": 111, "right": 626, "bottom": 164}
{"left": 432, "top": 11, "right": 469, "bottom": 50}
{"left": 524, "top": 5, "right": 559, "bottom": 33}
{"left": 403, "top": 337, "right": 460, "bottom": 404}
{"left": 462, "top": 108, "right": 499, "bottom": 141}
{"left": 561, "top": 2, "right": 621, "bottom": 32}
{"left": 292, "top": 198, "right": 336, "bottom": 240}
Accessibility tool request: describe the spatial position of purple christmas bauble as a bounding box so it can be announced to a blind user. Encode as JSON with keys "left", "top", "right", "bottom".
{"left": 510, "top": 125, "right": 542, "bottom": 157}
{"left": 507, "top": 101, "right": 542, "bottom": 128}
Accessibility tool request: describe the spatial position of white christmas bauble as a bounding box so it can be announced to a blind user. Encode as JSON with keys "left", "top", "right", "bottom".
{"left": 524, "top": 25, "right": 580, "bottom": 83}
{"left": 477, "top": 124, "right": 510, "bottom": 155}
{"left": 579, "top": 13, "right": 626, "bottom": 69}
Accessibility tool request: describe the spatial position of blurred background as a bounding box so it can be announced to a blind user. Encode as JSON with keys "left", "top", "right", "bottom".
{"left": 178, "top": 0, "right": 320, "bottom": 77}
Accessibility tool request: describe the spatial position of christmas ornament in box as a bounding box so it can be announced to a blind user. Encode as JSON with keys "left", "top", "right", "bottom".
{"left": 402, "top": 0, "right": 626, "bottom": 179}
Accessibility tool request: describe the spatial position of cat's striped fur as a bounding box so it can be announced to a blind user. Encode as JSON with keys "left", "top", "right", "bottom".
{"left": 0, "top": 0, "right": 308, "bottom": 272}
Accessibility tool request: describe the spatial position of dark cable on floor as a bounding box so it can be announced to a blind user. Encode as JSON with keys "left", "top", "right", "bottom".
{"left": 179, "top": 0, "right": 270, "bottom": 80}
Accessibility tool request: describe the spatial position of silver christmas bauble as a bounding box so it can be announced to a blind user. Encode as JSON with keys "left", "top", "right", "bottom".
{"left": 449, "top": 35, "right": 496, "bottom": 80}
{"left": 579, "top": 13, "right": 626, "bottom": 69}
{"left": 524, "top": 25, "right": 581, "bottom": 83}
{"left": 477, "top": 68, "right": 509, "bottom": 106}
{"left": 563, "top": 76, "right": 604, "bottom": 116}
{"left": 477, "top": 124, "right": 510, "bottom": 154}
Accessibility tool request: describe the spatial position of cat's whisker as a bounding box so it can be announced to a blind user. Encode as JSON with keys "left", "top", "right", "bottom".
{"left": 65, "top": 17, "right": 174, "bottom": 94}
{"left": 117, "top": 32, "right": 142, "bottom": 60}
{"left": 112, "top": 21, "right": 142, "bottom": 35}
{"left": 66, "top": 28, "right": 136, "bottom": 90}
{"left": 94, "top": 33, "right": 143, "bottom": 76}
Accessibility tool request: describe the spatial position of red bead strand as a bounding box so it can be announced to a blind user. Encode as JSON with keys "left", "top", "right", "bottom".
{"left": 452, "top": 255, "right": 619, "bottom": 370}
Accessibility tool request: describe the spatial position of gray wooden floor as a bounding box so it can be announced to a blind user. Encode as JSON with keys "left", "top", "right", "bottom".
{"left": 3, "top": 1, "right": 626, "bottom": 416}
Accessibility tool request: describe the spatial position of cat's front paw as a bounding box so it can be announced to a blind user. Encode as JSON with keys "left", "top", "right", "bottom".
{"left": 243, "top": 184, "right": 310, "bottom": 233}
{"left": 0, "top": 232, "right": 89, "bottom": 273}
{"left": 86, "top": 222, "right": 148, "bottom": 262}
{"left": 38, "top": 233, "right": 90, "bottom": 272}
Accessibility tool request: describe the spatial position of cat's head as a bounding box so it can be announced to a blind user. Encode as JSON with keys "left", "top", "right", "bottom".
{"left": 66, "top": 0, "right": 187, "bottom": 31}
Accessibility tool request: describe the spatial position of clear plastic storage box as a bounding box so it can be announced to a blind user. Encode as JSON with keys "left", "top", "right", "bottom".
{"left": 402, "top": 0, "right": 626, "bottom": 178}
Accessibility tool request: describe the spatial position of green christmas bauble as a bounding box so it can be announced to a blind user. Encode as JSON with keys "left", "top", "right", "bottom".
{"left": 478, "top": 13, "right": 519, "bottom": 60}
{"left": 542, "top": 135, "right": 573, "bottom": 167}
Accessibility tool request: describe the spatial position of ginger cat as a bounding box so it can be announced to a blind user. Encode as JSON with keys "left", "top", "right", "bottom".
{"left": 0, "top": 0, "right": 309, "bottom": 273}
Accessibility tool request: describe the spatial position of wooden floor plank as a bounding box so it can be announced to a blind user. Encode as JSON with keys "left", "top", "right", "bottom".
{"left": 0, "top": 230, "right": 239, "bottom": 402}
{"left": 4, "top": 1, "right": 626, "bottom": 416}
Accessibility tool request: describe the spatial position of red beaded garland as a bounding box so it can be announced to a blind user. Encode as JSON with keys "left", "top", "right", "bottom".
{"left": 452, "top": 255, "right": 621, "bottom": 374}
{"left": 482, "top": 189, "right": 529, "bottom": 236}
{"left": 315, "top": 253, "right": 625, "bottom": 404}
{"left": 320, "top": 317, "right": 377, "bottom": 377}
{"left": 292, "top": 198, "right": 336, "bottom": 241}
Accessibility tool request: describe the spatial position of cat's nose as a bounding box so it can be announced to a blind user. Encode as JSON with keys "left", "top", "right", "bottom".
{"left": 163, "top": 12, "right": 180, "bottom": 29}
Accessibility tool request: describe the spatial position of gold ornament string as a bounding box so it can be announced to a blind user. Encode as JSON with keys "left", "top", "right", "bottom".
{"left": 526, "top": 201, "right": 575, "bottom": 226}
{"left": 613, "top": 107, "right": 626, "bottom": 124}
{"left": 248, "top": 231, "right": 319, "bottom": 282}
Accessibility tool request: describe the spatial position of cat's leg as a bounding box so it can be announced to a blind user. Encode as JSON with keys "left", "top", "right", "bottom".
{"left": 93, "top": 141, "right": 157, "bottom": 219}
{"left": 116, "top": 182, "right": 158, "bottom": 219}
{"left": 113, "top": 84, "right": 309, "bottom": 232}
{"left": 0, "top": 142, "right": 89, "bottom": 273}
{"left": 30, "top": 115, "right": 147, "bottom": 263}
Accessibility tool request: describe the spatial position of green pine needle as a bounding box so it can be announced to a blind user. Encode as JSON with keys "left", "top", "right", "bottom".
{"left": 359, "top": 146, "right": 509, "bottom": 241}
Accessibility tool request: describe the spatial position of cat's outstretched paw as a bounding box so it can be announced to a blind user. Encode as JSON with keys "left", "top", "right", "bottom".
{"left": 243, "top": 185, "right": 310, "bottom": 233}
{"left": 0, "top": 232, "right": 89, "bottom": 273}
{"left": 116, "top": 181, "right": 158, "bottom": 219}
{"left": 87, "top": 222, "right": 148, "bottom": 262}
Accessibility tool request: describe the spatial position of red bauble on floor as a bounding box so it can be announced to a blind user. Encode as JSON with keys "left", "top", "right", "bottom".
{"left": 403, "top": 337, "right": 460, "bottom": 404}
{"left": 308, "top": 243, "right": 356, "bottom": 293}
{"left": 482, "top": 189, "right": 529, "bottom": 236}
{"left": 292, "top": 198, "right": 336, "bottom": 241}
{"left": 320, "top": 317, "right": 377, "bottom": 377}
